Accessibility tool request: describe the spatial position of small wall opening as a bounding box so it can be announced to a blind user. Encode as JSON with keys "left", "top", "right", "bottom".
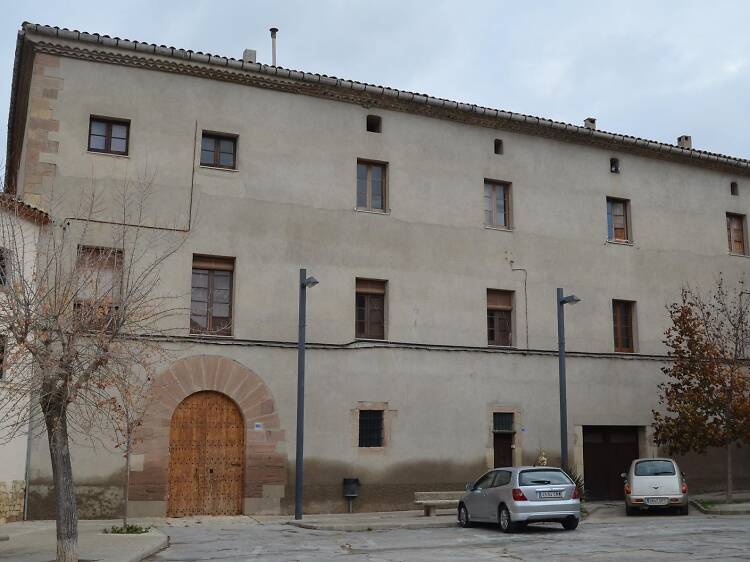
{"left": 366, "top": 115, "right": 382, "bottom": 133}
{"left": 494, "top": 138, "right": 504, "bottom": 154}
{"left": 610, "top": 158, "right": 620, "bottom": 173}
{"left": 731, "top": 181, "right": 739, "bottom": 196}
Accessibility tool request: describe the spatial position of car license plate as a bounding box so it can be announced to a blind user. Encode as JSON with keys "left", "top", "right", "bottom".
{"left": 538, "top": 490, "right": 563, "bottom": 499}
{"left": 645, "top": 497, "right": 669, "bottom": 506}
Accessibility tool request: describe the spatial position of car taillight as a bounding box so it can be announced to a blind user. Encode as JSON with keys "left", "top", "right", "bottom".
{"left": 571, "top": 487, "right": 580, "bottom": 500}
{"left": 512, "top": 488, "right": 528, "bottom": 501}
{"left": 624, "top": 483, "right": 631, "bottom": 495}
{"left": 681, "top": 483, "right": 688, "bottom": 494}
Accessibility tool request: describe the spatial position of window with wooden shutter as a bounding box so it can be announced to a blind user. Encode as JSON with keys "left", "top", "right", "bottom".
{"left": 727, "top": 213, "right": 746, "bottom": 255}
{"left": 356, "top": 160, "right": 387, "bottom": 212}
{"left": 191, "top": 255, "right": 234, "bottom": 335}
{"left": 487, "top": 289, "right": 513, "bottom": 346}
{"left": 355, "top": 278, "right": 386, "bottom": 339}
{"left": 74, "top": 246, "right": 123, "bottom": 330}
{"left": 607, "top": 197, "right": 630, "bottom": 242}
{"left": 484, "top": 180, "right": 510, "bottom": 228}
{"left": 613, "top": 300, "right": 635, "bottom": 352}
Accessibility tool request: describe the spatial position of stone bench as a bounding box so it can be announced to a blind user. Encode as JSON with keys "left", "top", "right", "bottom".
{"left": 414, "top": 491, "right": 463, "bottom": 516}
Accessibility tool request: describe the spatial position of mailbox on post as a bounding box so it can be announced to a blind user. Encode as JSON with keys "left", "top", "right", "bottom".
{"left": 342, "top": 478, "right": 360, "bottom": 513}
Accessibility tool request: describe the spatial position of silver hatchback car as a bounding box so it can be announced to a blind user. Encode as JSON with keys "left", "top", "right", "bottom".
{"left": 458, "top": 466, "right": 581, "bottom": 532}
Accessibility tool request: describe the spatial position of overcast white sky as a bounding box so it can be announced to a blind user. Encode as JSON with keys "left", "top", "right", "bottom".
{"left": 2, "top": 1, "right": 749, "bottom": 163}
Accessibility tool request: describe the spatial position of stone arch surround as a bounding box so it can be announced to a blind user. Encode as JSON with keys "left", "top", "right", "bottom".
{"left": 128, "top": 355, "right": 287, "bottom": 516}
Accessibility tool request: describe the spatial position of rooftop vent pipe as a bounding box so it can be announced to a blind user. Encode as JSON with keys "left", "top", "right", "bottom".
{"left": 677, "top": 135, "right": 692, "bottom": 149}
{"left": 270, "top": 27, "right": 278, "bottom": 66}
{"left": 584, "top": 117, "right": 596, "bottom": 130}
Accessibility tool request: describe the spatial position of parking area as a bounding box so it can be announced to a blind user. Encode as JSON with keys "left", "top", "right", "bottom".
{"left": 146, "top": 504, "right": 750, "bottom": 561}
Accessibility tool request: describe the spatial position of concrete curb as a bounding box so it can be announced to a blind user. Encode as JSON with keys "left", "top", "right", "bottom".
{"left": 287, "top": 518, "right": 458, "bottom": 531}
{"left": 690, "top": 500, "right": 750, "bottom": 516}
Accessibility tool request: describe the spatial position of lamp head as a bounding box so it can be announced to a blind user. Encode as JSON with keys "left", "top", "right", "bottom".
{"left": 560, "top": 294, "right": 581, "bottom": 305}
{"left": 303, "top": 276, "right": 319, "bottom": 288}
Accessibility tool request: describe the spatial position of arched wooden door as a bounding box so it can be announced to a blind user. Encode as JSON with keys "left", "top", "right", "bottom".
{"left": 167, "top": 391, "right": 245, "bottom": 517}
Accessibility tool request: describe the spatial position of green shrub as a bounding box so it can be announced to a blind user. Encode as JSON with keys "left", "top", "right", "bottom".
{"left": 104, "top": 524, "right": 151, "bottom": 534}
{"left": 561, "top": 464, "right": 586, "bottom": 501}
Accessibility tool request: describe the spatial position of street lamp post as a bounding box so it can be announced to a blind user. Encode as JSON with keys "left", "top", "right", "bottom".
{"left": 295, "top": 268, "right": 318, "bottom": 520}
{"left": 557, "top": 288, "right": 580, "bottom": 468}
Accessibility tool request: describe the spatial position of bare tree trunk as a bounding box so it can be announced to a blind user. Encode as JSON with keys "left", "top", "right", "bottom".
{"left": 45, "top": 409, "right": 78, "bottom": 562}
{"left": 123, "top": 446, "right": 130, "bottom": 528}
{"left": 727, "top": 441, "right": 733, "bottom": 503}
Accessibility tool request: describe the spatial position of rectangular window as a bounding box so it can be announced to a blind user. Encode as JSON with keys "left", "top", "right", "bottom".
{"left": 607, "top": 197, "right": 630, "bottom": 242}
{"left": 356, "top": 160, "right": 387, "bottom": 212}
{"left": 88, "top": 117, "right": 130, "bottom": 155}
{"left": 358, "top": 410, "right": 384, "bottom": 447}
{"left": 613, "top": 300, "right": 635, "bottom": 352}
{"left": 355, "top": 278, "right": 386, "bottom": 339}
{"left": 487, "top": 289, "right": 513, "bottom": 346}
{"left": 727, "top": 213, "right": 746, "bottom": 255}
{"left": 191, "top": 255, "right": 234, "bottom": 335}
{"left": 201, "top": 133, "right": 237, "bottom": 169}
{"left": 484, "top": 180, "right": 510, "bottom": 228}
{"left": 74, "top": 246, "right": 123, "bottom": 329}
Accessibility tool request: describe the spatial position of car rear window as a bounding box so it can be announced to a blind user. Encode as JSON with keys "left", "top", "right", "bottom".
{"left": 518, "top": 469, "right": 572, "bottom": 486}
{"left": 634, "top": 460, "right": 676, "bottom": 476}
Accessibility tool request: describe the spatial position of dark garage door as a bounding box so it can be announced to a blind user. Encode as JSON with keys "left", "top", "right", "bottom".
{"left": 583, "top": 426, "right": 639, "bottom": 500}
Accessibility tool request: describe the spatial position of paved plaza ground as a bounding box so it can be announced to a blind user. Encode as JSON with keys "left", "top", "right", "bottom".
{"left": 146, "top": 503, "right": 750, "bottom": 561}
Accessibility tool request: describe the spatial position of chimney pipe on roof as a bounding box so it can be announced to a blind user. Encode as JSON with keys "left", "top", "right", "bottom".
{"left": 270, "top": 27, "right": 278, "bottom": 66}
{"left": 242, "top": 49, "right": 257, "bottom": 64}
{"left": 584, "top": 117, "right": 596, "bottom": 130}
{"left": 677, "top": 135, "right": 692, "bottom": 149}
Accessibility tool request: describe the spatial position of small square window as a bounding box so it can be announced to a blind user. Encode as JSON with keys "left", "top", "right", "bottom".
{"left": 366, "top": 115, "right": 382, "bottom": 133}
{"left": 201, "top": 132, "right": 237, "bottom": 169}
{"left": 731, "top": 182, "right": 739, "bottom": 196}
{"left": 494, "top": 139, "right": 504, "bottom": 155}
{"left": 88, "top": 117, "right": 130, "bottom": 155}
{"left": 358, "top": 410, "right": 384, "bottom": 447}
{"left": 610, "top": 158, "right": 620, "bottom": 173}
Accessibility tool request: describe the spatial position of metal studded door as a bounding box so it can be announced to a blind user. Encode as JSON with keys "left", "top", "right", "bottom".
{"left": 168, "top": 391, "right": 245, "bottom": 517}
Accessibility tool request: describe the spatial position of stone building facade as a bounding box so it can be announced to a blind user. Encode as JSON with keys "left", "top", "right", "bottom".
{"left": 4, "top": 22, "right": 750, "bottom": 518}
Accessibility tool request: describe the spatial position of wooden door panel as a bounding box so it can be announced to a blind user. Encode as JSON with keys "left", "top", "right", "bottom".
{"left": 168, "top": 391, "right": 244, "bottom": 517}
{"left": 493, "top": 433, "right": 513, "bottom": 468}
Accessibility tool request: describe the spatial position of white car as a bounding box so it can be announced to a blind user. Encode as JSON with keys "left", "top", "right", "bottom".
{"left": 622, "top": 458, "right": 689, "bottom": 515}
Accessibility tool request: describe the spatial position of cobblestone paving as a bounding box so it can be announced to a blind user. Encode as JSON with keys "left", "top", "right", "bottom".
{"left": 147, "top": 507, "right": 750, "bottom": 561}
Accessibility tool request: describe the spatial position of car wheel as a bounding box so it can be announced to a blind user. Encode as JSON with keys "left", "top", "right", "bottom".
{"left": 562, "top": 517, "right": 579, "bottom": 531}
{"left": 679, "top": 504, "right": 689, "bottom": 516}
{"left": 625, "top": 505, "right": 637, "bottom": 516}
{"left": 458, "top": 504, "right": 472, "bottom": 527}
{"left": 498, "top": 505, "right": 518, "bottom": 533}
